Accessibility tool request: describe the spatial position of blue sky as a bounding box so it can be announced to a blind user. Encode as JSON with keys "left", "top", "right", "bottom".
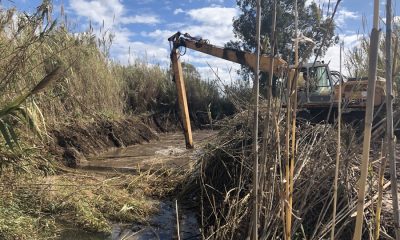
{"left": 4, "top": 0, "right": 400, "bottom": 79}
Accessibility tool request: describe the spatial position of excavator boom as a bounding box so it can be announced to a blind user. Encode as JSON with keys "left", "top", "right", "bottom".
{"left": 168, "top": 32, "right": 287, "bottom": 74}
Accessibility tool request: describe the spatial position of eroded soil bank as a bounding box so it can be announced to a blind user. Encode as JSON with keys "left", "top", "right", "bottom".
{"left": 49, "top": 114, "right": 180, "bottom": 167}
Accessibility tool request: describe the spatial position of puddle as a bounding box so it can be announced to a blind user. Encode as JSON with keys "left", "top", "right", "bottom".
{"left": 112, "top": 201, "right": 200, "bottom": 240}
{"left": 59, "top": 200, "right": 200, "bottom": 240}
{"left": 59, "top": 229, "right": 109, "bottom": 240}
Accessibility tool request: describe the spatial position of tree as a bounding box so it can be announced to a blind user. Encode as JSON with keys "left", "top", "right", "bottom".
{"left": 229, "top": 0, "right": 336, "bottom": 85}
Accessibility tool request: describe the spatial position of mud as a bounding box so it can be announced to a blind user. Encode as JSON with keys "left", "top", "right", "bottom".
{"left": 79, "top": 131, "right": 214, "bottom": 173}
{"left": 49, "top": 115, "right": 179, "bottom": 167}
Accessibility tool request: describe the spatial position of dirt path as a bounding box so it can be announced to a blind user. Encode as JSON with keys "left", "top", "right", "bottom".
{"left": 79, "top": 130, "right": 215, "bottom": 172}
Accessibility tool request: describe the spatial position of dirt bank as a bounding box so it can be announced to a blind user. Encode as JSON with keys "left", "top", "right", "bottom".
{"left": 49, "top": 114, "right": 181, "bottom": 167}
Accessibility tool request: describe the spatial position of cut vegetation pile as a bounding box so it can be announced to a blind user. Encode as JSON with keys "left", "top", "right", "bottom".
{"left": 182, "top": 108, "right": 396, "bottom": 239}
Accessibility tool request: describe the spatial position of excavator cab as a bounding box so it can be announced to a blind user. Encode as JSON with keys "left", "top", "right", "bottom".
{"left": 307, "top": 63, "right": 333, "bottom": 103}
{"left": 290, "top": 62, "right": 335, "bottom": 108}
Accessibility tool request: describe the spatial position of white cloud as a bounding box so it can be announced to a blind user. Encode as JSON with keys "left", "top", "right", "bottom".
{"left": 136, "top": 6, "right": 241, "bottom": 82}
{"left": 69, "top": 0, "right": 123, "bottom": 28}
{"left": 69, "top": 0, "right": 164, "bottom": 66}
{"left": 181, "top": 25, "right": 234, "bottom": 46}
{"left": 69, "top": 2, "right": 240, "bottom": 80}
{"left": 174, "top": 8, "right": 184, "bottom": 15}
{"left": 186, "top": 7, "right": 237, "bottom": 26}
{"left": 146, "top": 7, "right": 239, "bottom": 46}
{"left": 120, "top": 15, "right": 159, "bottom": 24}
{"left": 336, "top": 8, "right": 360, "bottom": 26}
{"left": 322, "top": 34, "right": 360, "bottom": 71}
{"left": 182, "top": 7, "right": 239, "bottom": 45}
{"left": 101, "top": 26, "right": 168, "bottom": 65}
{"left": 141, "top": 29, "right": 176, "bottom": 42}
{"left": 126, "top": 43, "right": 169, "bottom": 64}
{"left": 69, "top": 0, "right": 160, "bottom": 28}
{"left": 173, "top": 6, "right": 240, "bottom": 81}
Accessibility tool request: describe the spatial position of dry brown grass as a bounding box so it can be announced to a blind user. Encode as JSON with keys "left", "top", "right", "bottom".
{"left": 0, "top": 161, "right": 188, "bottom": 239}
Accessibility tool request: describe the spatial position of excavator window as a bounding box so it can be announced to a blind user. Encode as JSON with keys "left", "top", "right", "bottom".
{"left": 309, "top": 66, "right": 331, "bottom": 95}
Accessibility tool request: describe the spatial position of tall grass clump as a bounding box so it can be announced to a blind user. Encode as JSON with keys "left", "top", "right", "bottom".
{"left": 118, "top": 60, "right": 176, "bottom": 113}
{"left": 0, "top": 4, "right": 125, "bottom": 136}
{"left": 35, "top": 31, "right": 126, "bottom": 122}
{"left": 182, "top": 63, "right": 236, "bottom": 124}
{"left": 119, "top": 60, "right": 236, "bottom": 126}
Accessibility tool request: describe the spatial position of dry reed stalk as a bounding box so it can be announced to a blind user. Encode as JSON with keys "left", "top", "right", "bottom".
{"left": 374, "top": 140, "right": 387, "bottom": 240}
{"left": 353, "top": 0, "right": 380, "bottom": 238}
{"left": 287, "top": 1, "right": 299, "bottom": 239}
{"left": 259, "top": 0, "right": 277, "bottom": 207}
{"left": 393, "top": 35, "right": 398, "bottom": 81}
{"left": 250, "top": 0, "right": 261, "bottom": 238}
{"left": 385, "top": 0, "right": 400, "bottom": 238}
{"left": 176, "top": 199, "right": 181, "bottom": 240}
{"left": 331, "top": 40, "right": 343, "bottom": 240}
{"left": 284, "top": 66, "right": 292, "bottom": 240}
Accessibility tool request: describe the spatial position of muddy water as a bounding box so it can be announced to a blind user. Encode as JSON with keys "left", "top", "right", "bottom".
{"left": 63, "top": 130, "right": 216, "bottom": 240}
{"left": 80, "top": 130, "right": 215, "bottom": 173}
{"left": 112, "top": 201, "right": 201, "bottom": 240}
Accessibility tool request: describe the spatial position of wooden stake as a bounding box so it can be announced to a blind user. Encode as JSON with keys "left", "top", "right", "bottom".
{"left": 353, "top": 0, "right": 380, "bottom": 239}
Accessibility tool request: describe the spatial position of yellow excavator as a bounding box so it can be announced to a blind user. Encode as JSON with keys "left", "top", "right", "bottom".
{"left": 168, "top": 32, "right": 387, "bottom": 148}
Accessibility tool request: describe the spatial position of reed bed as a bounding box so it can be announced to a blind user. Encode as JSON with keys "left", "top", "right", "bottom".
{"left": 182, "top": 107, "right": 395, "bottom": 239}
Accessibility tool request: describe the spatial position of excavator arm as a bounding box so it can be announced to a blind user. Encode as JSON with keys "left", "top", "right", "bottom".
{"left": 168, "top": 32, "right": 288, "bottom": 148}
{"left": 168, "top": 32, "right": 287, "bottom": 73}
